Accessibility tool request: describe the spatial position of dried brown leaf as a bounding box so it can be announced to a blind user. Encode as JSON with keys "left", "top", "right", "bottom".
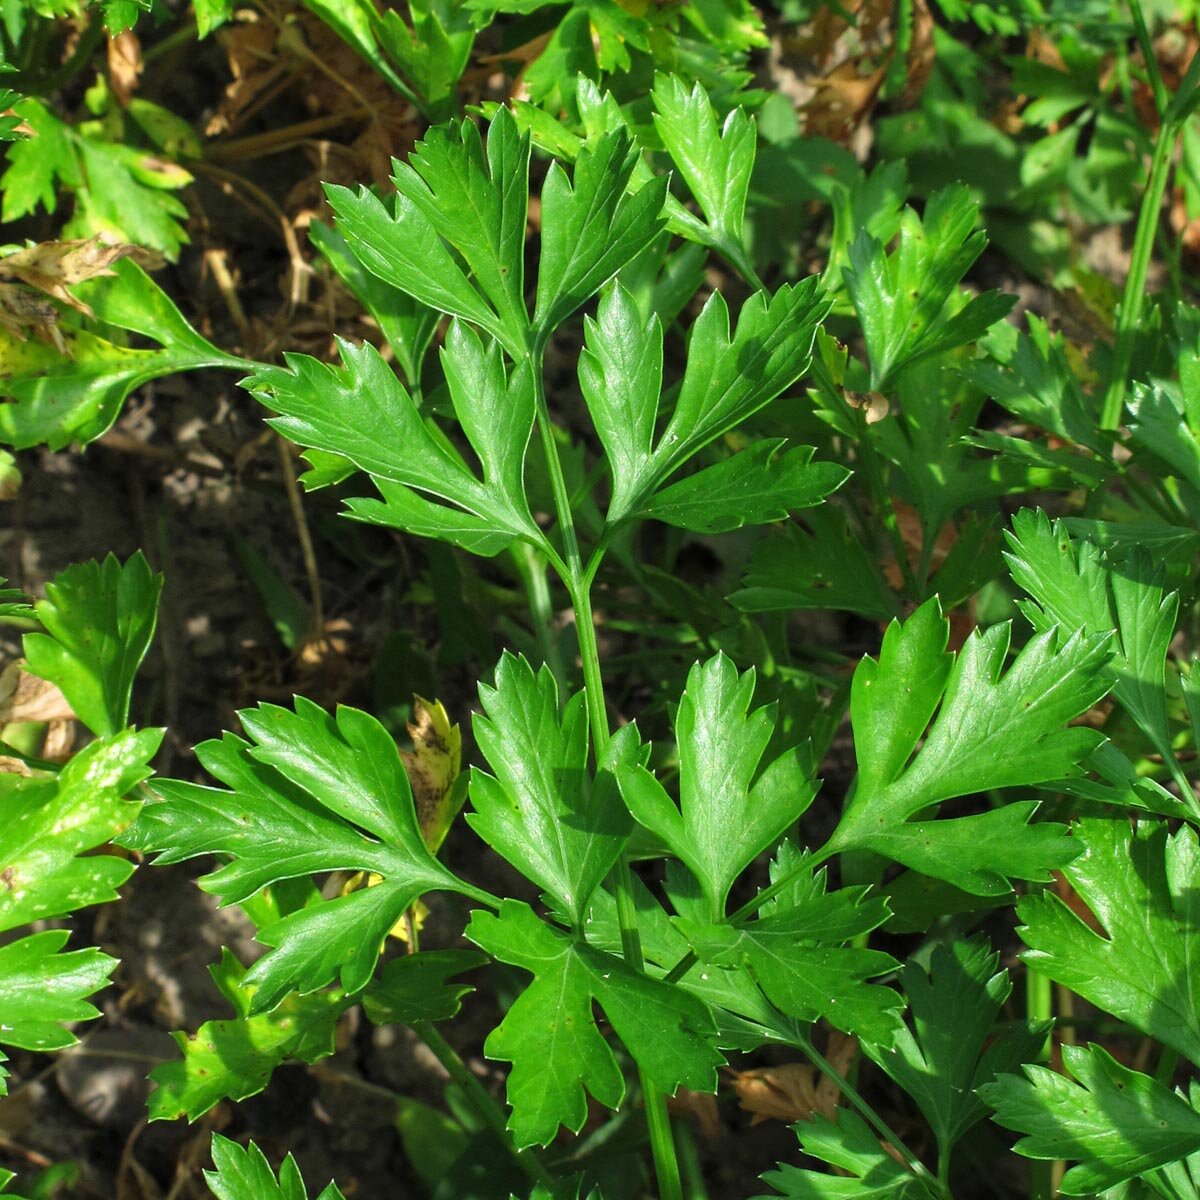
{"left": 728, "top": 1033, "right": 858, "bottom": 1125}
{"left": 0, "top": 663, "right": 75, "bottom": 724}
{"left": 107, "top": 29, "right": 144, "bottom": 107}
{"left": 0, "top": 238, "right": 159, "bottom": 319}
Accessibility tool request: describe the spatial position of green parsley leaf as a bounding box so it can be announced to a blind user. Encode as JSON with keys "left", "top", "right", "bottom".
{"left": 638, "top": 440, "right": 848, "bottom": 534}
{"left": 205, "top": 1134, "right": 346, "bottom": 1200}
{"left": 0, "top": 726, "right": 158, "bottom": 1087}
{"left": 122, "top": 700, "right": 487, "bottom": 1012}
{"left": 732, "top": 507, "right": 900, "bottom": 621}
{"left": 534, "top": 127, "right": 667, "bottom": 340}
{"left": 23, "top": 552, "right": 161, "bottom": 737}
{"left": 1017, "top": 817, "right": 1200, "bottom": 1067}
{"left": 149, "top": 949, "right": 349, "bottom": 1122}
{"left": 650, "top": 75, "right": 756, "bottom": 277}
{"left": 245, "top": 325, "right": 541, "bottom": 556}
{"left": 467, "top": 900, "right": 721, "bottom": 1148}
{"left": 677, "top": 871, "right": 902, "bottom": 1044}
{"left": 0, "top": 259, "right": 245, "bottom": 450}
{"left": 581, "top": 279, "right": 830, "bottom": 527}
{"left": 842, "top": 184, "right": 1014, "bottom": 391}
{"left": 363, "top": 949, "right": 486, "bottom": 1026}
{"left": 981, "top": 1045, "right": 1200, "bottom": 1196}
{"left": 617, "top": 653, "right": 816, "bottom": 919}
{"left": 468, "top": 653, "right": 634, "bottom": 927}
{"left": 863, "top": 938, "right": 1048, "bottom": 1169}
{"left": 829, "top": 599, "right": 1110, "bottom": 893}
{"left": 1006, "top": 509, "right": 1183, "bottom": 778}
{"left": 759, "top": 1109, "right": 922, "bottom": 1199}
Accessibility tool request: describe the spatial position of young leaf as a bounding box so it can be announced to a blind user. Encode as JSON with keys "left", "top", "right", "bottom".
{"left": 637, "top": 441, "right": 848, "bottom": 534}
{"left": 205, "top": 1134, "right": 345, "bottom": 1200}
{"left": 0, "top": 259, "right": 245, "bottom": 450}
{"left": 466, "top": 900, "right": 722, "bottom": 1148}
{"left": 964, "top": 316, "right": 1105, "bottom": 453}
{"left": 677, "top": 873, "right": 902, "bottom": 1044}
{"left": 149, "top": 950, "right": 350, "bottom": 1122}
{"left": 862, "top": 938, "right": 1048, "bottom": 1169}
{"left": 534, "top": 128, "right": 668, "bottom": 339}
{"left": 616, "top": 653, "right": 816, "bottom": 919}
{"left": 732, "top": 507, "right": 900, "bottom": 621}
{"left": 650, "top": 75, "right": 755, "bottom": 268}
{"left": 468, "top": 654, "right": 633, "bottom": 927}
{"left": 842, "top": 184, "right": 1014, "bottom": 391}
{"left": 244, "top": 328, "right": 541, "bottom": 556}
{"left": 584, "top": 867, "right": 808, "bottom": 1051}
{"left": 1016, "top": 818, "right": 1200, "bottom": 1067}
{"left": 23, "top": 552, "right": 162, "bottom": 737}
{"left": 758, "top": 1109, "right": 922, "bottom": 1199}
{"left": 981, "top": 1045, "right": 1200, "bottom": 1196}
{"left": 122, "top": 701, "right": 488, "bottom": 1012}
{"left": 829, "top": 599, "right": 1111, "bottom": 893}
{"left": 1005, "top": 509, "right": 1181, "bottom": 773}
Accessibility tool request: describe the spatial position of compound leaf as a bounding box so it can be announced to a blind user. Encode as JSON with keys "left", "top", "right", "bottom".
{"left": 981, "top": 1045, "right": 1200, "bottom": 1195}
{"left": 23, "top": 552, "right": 161, "bottom": 737}
{"left": 617, "top": 653, "right": 816, "bottom": 919}
{"left": 830, "top": 599, "right": 1110, "bottom": 893}
{"left": 205, "top": 1134, "right": 345, "bottom": 1200}
{"left": 863, "top": 938, "right": 1047, "bottom": 1166}
{"left": 244, "top": 329, "right": 540, "bottom": 554}
{"left": 122, "top": 700, "right": 486, "bottom": 1012}
{"left": 1017, "top": 818, "right": 1200, "bottom": 1067}
{"left": 467, "top": 901, "right": 721, "bottom": 1149}
{"left": 468, "top": 654, "right": 633, "bottom": 927}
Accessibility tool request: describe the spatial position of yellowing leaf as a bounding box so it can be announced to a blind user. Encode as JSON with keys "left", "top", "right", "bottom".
{"left": 401, "top": 696, "right": 463, "bottom": 853}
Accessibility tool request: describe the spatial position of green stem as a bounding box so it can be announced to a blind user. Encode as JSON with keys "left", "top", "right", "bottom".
{"left": 412, "top": 1021, "right": 555, "bottom": 1191}
{"left": 794, "top": 1029, "right": 947, "bottom": 1200}
{"left": 1129, "top": 0, "right": 1169, "bottom": 116}
{"left": 1100, "top": 104, "right": 1179, "bottom": 430}
{"left": 1026, "top": 966, "right": 1055, "bottom": 1200}
{"left": 855, "top": 410, "right": 920, "bottom": 600}
{"left": 529, "top": 355, "right": 684, "bottom": 1200}
{"left": 512, "top": 542, "right": 567, "bottom": 684}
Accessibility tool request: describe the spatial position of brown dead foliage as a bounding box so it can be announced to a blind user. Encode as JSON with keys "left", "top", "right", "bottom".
{"left": 768, "top": 0, "right": 934, "bottom": 147}
{"left": 727, "top": 1031, "right": 858, "bottom": 1125}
